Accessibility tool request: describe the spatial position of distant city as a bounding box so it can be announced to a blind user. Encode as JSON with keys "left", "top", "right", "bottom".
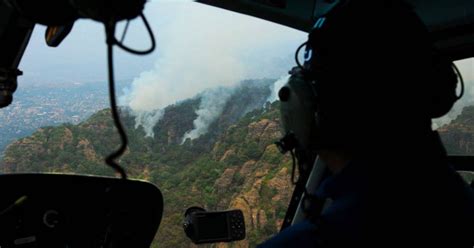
{"left": 0, "top": 81, "right": 129, "bottom": 156}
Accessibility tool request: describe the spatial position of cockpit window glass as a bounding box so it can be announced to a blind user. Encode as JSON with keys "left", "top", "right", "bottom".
{"left": 435, "top": 58, "right": 474, "bottom": 156}
{"left": 435, "top": 58, "right": 474, "bottom": 186}
{"left": 2, "top": 1, "right": 473, "bottom": 245}
{"left": 0, "top": 2, "right": 302, "bottom": 246}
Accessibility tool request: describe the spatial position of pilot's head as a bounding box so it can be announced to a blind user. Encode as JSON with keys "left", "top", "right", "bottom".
{"left": 306, "top": 0, "right": 458, "bottom": 154}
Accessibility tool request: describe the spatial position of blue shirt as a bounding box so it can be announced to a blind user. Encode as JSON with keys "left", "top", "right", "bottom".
{"left": 257, "top": 160, "right": 474, "bottom": 247}
{"left": 257, "top": 161, "right": 365, "bottom": 247}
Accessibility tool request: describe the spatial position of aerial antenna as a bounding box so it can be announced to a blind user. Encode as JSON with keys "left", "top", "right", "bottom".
{"left": 103, "top": 14, "right": 156, "bottom": 180}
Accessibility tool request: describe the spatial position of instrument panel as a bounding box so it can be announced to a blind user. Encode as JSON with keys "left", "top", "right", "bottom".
{"left": 0, "top": 174, "right": 163, "bottom": 248}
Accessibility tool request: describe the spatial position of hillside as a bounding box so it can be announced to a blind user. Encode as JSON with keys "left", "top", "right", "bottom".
{"left": 2, "top": 81, "right": 474, "bottom": 247}
{"left": 1, "top": 80, "right": 294, "bottom": 247}
{"left": 438, "top": 106, "right": 474, "bottom": 156}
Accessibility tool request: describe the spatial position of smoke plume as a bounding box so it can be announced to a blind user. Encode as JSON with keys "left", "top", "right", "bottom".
{"left": 120, "top": 2, "right": 305, "bottom": 137}
{"left": 181, "top": 87, "right": 233, "bottom": 143}
{"left": 265, "top": 75, "right": 291, "bottom": 104}
{"left": 134, "top": 110, "right": 164, "bottom": 138}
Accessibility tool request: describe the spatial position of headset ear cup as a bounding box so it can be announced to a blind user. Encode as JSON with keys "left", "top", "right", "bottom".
{"left": 429, "top": 54, "right": 459, "bottom": 118}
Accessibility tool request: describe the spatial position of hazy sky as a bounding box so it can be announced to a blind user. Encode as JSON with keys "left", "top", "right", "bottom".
{"left": 13, "top": 0, "right": 474, "bottom": 134}
{"left": 18, "top": 0, "right": 306, "bottom": 86}
{"left": 16, "top": 0, "right": 473, "bottom": 111}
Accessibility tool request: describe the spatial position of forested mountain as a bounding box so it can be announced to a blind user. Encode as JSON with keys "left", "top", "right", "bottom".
{"left": 1, "top": 79, "right": 473, "bottom": 247}
{"left": 1, "top": 80, "right": 294, "bottom": 247}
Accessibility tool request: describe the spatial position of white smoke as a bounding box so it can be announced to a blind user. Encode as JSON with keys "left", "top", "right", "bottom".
{"left": 134, "top": 110, "right": 165, "bottom": 138}
{"left": 265, "top": 75, "right": 291, "bottom": 105}
{"left": 181, "top": 87, "right": 233, "bottom": 143}
{"left": 433, "top": 58, "right": 474, "bottom": 129}
{"left": 120, "top": 2, "right": 306, "bottom": 137}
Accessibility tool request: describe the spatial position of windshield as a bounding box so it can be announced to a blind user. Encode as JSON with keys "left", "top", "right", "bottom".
{"left": 435, "top": 59, "right": 474, "bottom": 156}
{"left": 0, "top": 2, "right": 304, "bottom": 247}
{"left": 434, "top": 58, "right": 474, "bottom": 186}
{"left": 0, "top": 1, "right": 473, "bottom": 247}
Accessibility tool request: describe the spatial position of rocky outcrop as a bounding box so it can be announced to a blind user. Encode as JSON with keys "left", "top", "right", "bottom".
{"left": 61, "top": 128, "right": 74, "bottom": 149}
{"left": 220, "top": 149, "right": 237, "bottom": 163}
{"left": 439, "top": 106, "right": 474, "bottom": 155}
{"left": 1, "top": 96, "right": 292, "bottom": 247}
{"left": 77, "top": 138, "right": 98, "bottom": 162}
{"left": 214, "top": 167, "right": 237, "bottom": 194}
{"left": 268, "top": 167, "right": 292, "bottom": 203}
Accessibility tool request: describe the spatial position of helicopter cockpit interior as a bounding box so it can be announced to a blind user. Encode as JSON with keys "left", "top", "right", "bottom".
{"left": 0, "top": 0, "right": 473, "bottom": 247}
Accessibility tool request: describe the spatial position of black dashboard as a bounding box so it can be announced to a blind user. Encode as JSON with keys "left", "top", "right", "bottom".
{"left": 0, "top": 174, "right": 163, "bottom": 248}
